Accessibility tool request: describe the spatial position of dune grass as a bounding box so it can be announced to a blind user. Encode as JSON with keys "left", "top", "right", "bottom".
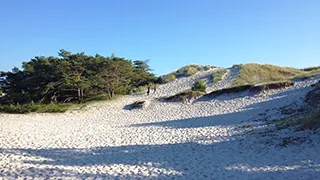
{"left": 211, "top": 69, "right": 228, "bottom": 86}
{"left": 232, "top": 63, "right": 320, "bottom": 87}
{"left": 299, "top": 108, "right": 320, "bottom": 130}
{"left": 206, "top": 80, "right": 294, "bottom": 97}
{"left": 273, "top": 108, "right": 320, "bottom": 131}
{"left": 161, "top": 64, "right": 215, "bottom": 83}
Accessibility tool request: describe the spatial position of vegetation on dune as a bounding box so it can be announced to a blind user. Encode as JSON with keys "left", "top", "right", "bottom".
{"left": 300, "top": 108, "right": 320, "bottom": 130}
{"left": 273, "top": 108, "right": 320, "bottom": 131}
{"left": 270, "top": 82, "right": 320, "bottom": 131}
{"left": 301, "top": 66, "right": 320, "bottom": 72}
{"left": 206, "top": 80, "right": 294, "bottom": 97}
{"left": 0, "top": 50, "right": 156, "bottom": 113}
{"left": 0, "top": 103, "right": 72, "bottom": 114}
{"left": 159, "top": 64, "right": 215, "bottom": 84}
{"left": 160, "top": 80, "right": 206, "bottom": 102}
{"left": 192, "top": 80, "right": 207, "bottom": 92}
{"left": 232, "top": 63, "right": 320, "bottom": 87}
{"left": 211, "top": 69, "right": 228, "bottom": 86}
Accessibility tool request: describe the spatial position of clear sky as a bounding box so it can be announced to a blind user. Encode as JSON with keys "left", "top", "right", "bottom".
{"left": 0, "top": 0, "right": 319, "bottom": 75}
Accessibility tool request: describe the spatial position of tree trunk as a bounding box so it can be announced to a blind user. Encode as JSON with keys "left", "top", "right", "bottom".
{"left": 80, "top": 88, "right": 84, "bottom": 102}
{"left": 111, "top": 90, "right": 115, "bottom": 98}
{"left": 78, "top": 88, "right": 81, "bottom": 103}
{"left": 51, "top": 92, "right": 58, "bottom": 103}
{"left": 106, "top": 89, "right": 112, "bottom": 99}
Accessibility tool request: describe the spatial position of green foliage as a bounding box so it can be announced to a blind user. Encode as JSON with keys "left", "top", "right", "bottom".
{"left": 161, "top": 73, "right": 176, "bottom": 83}
{"left": 192, "top": 80, "right": 206, "bottom": 92}
{"left": 211, "top": 69, "right": 228, "bottom": 86}
{"left": 83, "top": 94, "right": 115, "bottom": 103}
{"left": 232, "top": 63, "right": 320, "bottom": 87}
{"left": 159, "top": 64, "right": 214, "bottom": 84}
{"left": 206, "top": 80, "right": 294, "bottom": 97}
{"left": 0, "top": 103, "right": 71, "bottom": 114}
{"left": 0, "top": 50, "right": 157, "bottom": 113}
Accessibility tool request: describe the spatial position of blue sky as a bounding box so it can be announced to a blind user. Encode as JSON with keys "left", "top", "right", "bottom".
{"left": 0, "top": 0, "right": 319, "bottom": 75}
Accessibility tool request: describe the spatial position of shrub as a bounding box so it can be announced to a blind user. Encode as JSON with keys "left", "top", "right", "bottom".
{"left": 185, "top": 66, "right": 199, "bottom": 76}
{"left": 161, "top": 73, "right": 176, "bottom": 83}
{"left": 0, "top": 103, "right": 71, "bottom": 114}
{"left": 203, "top": 65, "right": 211, "bottom": 71}
{"left": 192, "top": 80, "right": 206, "bottom": 92}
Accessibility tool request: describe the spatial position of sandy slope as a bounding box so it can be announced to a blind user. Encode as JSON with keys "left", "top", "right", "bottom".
{"left": 0, "top": 70, "right": 319, "bottom": 180}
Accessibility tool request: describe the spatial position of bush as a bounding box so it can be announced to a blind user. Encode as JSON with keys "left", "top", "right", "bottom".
{"left": 0, "top": 103, "right": 71, "bottom": 114}
{"left": 203, "top": 65, "right": 211, "bottom": 71}
{"left": 184, "top": 66, "right": 199, "bottom": 76}
{"left": 192, "top": 80, "right": 206, "bottom": 92}
{"left": 161, "top": 74, "right": 176, "bottom": 83}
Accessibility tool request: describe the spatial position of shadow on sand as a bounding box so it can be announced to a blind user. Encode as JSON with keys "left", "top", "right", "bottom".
{"left": 0, "top": 83, "right": 319, "bottom": 179}
{"left": 1, "top": 138, "right": 319, "bottom": 179}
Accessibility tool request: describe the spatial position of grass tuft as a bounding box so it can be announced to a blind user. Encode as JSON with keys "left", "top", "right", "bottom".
{"left": 211, "top": 69, "right": 228, "bottom": 86}
{"left": 161, "top": 64, "right": 215, "bottom": 83}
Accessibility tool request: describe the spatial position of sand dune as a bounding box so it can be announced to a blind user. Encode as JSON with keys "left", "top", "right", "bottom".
{"left": 0, "top": 69, "right": 319, "bottom": 179}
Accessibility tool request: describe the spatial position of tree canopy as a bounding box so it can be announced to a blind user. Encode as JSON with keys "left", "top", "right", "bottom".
{"left": 0, "top": 50, "right": 156, "bottom": 104}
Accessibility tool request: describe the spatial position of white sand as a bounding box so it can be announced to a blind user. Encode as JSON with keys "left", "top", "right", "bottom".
{"left": 0, "top": 70, "right": 320, "bottom": 180}
{"left": 206, "top": 68, "right": 239, "bottom": 93}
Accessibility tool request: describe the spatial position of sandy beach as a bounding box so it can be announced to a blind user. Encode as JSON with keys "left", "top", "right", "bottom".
{"left": 0, "top": 69, "right": 319, "bottom": 179}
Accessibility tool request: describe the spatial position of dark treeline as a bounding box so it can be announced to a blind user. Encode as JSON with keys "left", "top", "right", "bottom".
{"left": 0, "top": 50, "right": 157, "bottom": 105}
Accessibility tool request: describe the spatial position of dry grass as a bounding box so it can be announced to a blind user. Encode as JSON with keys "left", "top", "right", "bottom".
{"left": 298, "top": 108, "right": 320, "bottom": 130}
{"left": 205, "top": 80, "right": 294, "bottom": 97}
{"left": 211, "top": 69, "right": 228, "bottom": 86}
{"left": 161, "top": 64, "right": 215, "bottom": 83}
{"left": 232, "top": 63, "right": 320, "bottom": 87}
{"left": 159, "top": 89, "right": 205, "bottom": 103}
{"left": 272, "top": 107, "right": 320, "bottom": 131}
